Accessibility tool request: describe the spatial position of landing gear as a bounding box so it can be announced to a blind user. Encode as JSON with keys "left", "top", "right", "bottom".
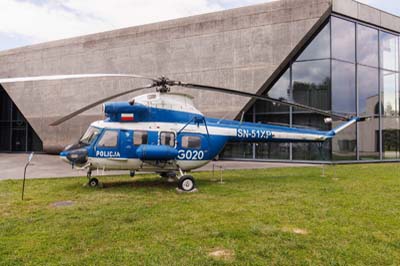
{"left": 88, "top": 178, "right": 99, "bottom": 187}
{"left": 129, "top": 170, "right": 135, "bottom": 177}
{"left": 87, "top": 169, "right": 92, "bottom": 179}
{"left": 86, "top": 169, "right": 99, "bottom": 187}
{"left": 178, "top": 175, "right": 196, "bottom": 192}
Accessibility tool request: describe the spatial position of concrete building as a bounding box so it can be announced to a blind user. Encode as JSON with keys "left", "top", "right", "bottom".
{"left": 0, "top": 0, "right": 399, "bottom": 162}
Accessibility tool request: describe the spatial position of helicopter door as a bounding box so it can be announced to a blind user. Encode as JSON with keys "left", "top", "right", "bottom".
{"left": 119, "top": 130, "right": 134, "bottom": 158}
{"left": 94, "top": 129, "right": 120, "bottom": 159}
{"left": 177, "top": 134, "right": 209, "bottom": 161}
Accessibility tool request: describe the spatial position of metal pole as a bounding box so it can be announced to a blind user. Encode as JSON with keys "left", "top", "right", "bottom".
{"left": 22, "top": 163, "right": 28, "bottom": 200}
{"left": 21, "top": 152, "right": 34, "bottom": 201}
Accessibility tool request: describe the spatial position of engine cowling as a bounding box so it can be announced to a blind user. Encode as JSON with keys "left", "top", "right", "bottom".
{"left": 136, "top": 145, "right": 178, "bottom": 161}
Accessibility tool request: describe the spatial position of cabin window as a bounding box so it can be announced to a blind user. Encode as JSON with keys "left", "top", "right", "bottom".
{"left": 97, "top": 130, "right": 118, "bottom": 148}
{"left": 182, "top": 136, "right": 201, "bottom": 149}
{"left": 133, "top": 131, "right": 148, "bottom": 145}
{"left": 160, "top": 132, "right": 175, "bottom": 147}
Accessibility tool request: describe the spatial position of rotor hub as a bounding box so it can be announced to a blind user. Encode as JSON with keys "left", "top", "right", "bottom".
{"left": 154, "top": 76, "right": 170, "bottom": 93}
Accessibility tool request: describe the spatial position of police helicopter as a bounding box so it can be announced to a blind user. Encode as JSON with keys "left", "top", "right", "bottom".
{"left": 0, "top": 74, "right": 361, "bottom": 191}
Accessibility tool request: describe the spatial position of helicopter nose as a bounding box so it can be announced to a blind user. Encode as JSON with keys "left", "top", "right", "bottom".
{"left": 60, "top": 148, "right": 88, "bottom": 165}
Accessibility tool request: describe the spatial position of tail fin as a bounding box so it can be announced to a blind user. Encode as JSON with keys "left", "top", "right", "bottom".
{"left": 326, "top": 117, "right": 360, "bottom": 138}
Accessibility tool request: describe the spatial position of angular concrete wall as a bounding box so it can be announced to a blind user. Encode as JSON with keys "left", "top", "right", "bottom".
{"left": 0, "top": 0, "right": 332, "bottom": 151}
{"left": 333, "top": 0, "right": 400, "bottom": 33}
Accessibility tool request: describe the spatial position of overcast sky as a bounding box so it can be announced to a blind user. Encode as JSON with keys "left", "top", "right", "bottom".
{"left": 0, "top": 0, "right": 398, "bottom": 51}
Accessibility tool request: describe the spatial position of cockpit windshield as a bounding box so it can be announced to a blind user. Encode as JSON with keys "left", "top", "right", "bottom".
{"left": 79, "top": 127, "right": 100, "bottom": 145}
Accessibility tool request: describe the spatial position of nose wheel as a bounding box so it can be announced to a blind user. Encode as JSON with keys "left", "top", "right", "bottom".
{"left": 88, "top": 178, "right": 99, "bottom": 187}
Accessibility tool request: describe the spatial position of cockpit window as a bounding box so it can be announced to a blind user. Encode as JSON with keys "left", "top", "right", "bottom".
{"left": 97, "top": 130, "right": 119, "bottom": 148}
{"left": 80, "top": 127, "right": 100, "bottom": 145}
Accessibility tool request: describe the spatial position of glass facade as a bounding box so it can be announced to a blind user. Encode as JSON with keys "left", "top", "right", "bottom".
{"left": 221, "top": 15, "right": 400, "bottom": 162}
{"left": 0, "top": 86, "right": 42, "bottom": 152}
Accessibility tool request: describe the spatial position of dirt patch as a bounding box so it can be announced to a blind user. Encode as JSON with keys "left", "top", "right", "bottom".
{"left": 282, "top": 227, "right": 308, "bottom": 235}
{"left": 208, "top": 248, "right": 234, "bottom": 260}
{"left": 50, "top": 200, "right": 74, "bottom": 207}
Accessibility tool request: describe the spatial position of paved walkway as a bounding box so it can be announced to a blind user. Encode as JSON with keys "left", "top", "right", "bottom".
{"left": 0, "top": 153, "right": 315, "bottom": 180}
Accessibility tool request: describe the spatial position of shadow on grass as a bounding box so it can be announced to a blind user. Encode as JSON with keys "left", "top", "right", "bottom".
{"left": 101, "top": 178, "right": 178, "bottom": 190}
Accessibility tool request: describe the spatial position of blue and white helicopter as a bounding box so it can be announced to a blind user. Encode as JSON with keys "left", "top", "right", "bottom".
{"left": 0, "top": 74, "right": 361, "bottom": 191}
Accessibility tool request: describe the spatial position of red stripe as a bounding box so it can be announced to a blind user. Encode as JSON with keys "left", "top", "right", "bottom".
{"left": 121, "top": 116, "right": 134, "bottom": 121}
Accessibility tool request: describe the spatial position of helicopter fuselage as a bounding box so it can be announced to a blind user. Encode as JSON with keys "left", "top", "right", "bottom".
{"left": 60, "top": 92, "right": 358, "bottom": 174}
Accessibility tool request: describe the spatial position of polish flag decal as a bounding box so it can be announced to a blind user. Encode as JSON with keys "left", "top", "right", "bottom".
{"left": 121, "top": 113, "right": 134, "bottom": 121}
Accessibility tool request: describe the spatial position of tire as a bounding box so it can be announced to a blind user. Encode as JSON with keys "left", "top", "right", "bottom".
{"left": 88, "top": 178, "right": 99, "bottom": 187}
{"left": 178, "top": 175, "right": 195, "bottom": 192}
{"left": 129, "top": 171, "right": 135, "bottom": 177}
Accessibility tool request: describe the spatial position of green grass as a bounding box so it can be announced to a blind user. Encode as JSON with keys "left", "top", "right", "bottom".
{"left": 1, "top": 164, "right": 400, "bottom": 265}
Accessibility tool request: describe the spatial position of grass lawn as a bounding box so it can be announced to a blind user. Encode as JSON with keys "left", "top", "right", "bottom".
{"left": 1, "top": 164, "right": 400, "bottom": 265}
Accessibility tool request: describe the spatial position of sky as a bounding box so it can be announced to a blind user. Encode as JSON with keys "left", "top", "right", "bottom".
{"left": 0, "top": 0, "right": 398, "bottom": 51}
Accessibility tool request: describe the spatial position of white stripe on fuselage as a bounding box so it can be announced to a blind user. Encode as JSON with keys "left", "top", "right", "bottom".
{"left": 91, "top": 121, "right": 327, "bottom": 141}
{"left": 92, "top": 121, "right": 236, "bottom": 136}
{"left": 87, "top": 157, "right": 209, "bottom": 171}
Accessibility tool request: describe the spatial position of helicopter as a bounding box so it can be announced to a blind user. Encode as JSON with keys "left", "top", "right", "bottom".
{"left": 0, "top": 74, "right": 361, "bottom": 191}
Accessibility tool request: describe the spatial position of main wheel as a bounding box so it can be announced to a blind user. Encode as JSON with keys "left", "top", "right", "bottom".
{"left": 88, "top": 178, "right": 99, "bottom": 187}
{"left": 178, "top": 175, "right": 195, "bottom": 192}
{"left": 129, "top": 170, "right": 135, "bottom": 177}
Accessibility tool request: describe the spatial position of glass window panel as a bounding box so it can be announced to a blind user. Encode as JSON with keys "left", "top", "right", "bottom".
{"left": 253, "top": 114, "right": 290, "bottom": 160}
{"left": 297, "top": 21, "right": 330, "bottom": 61}
{"left": 292, "top": 113, "right": 331, "bottom": 161}
{"left": 255, "top": 114, "right": 289, "bottom": 126}
{"left": 133, "top": 131, "right": 148, "bottom": 146}
{"left": 332, "top": 60, "right": 356, "bottom": 115}
{"left": 257, "top": 69, "right": 290, "bottom": 114}
{"left": 160, "top": 132, "right": 175, "bottom": 147}
{"left": 182, "top": 136, "right": 201, "bottom": 149}
{"left": 358, "top": 66, "right": 379, "bottom": 116}
{"left": 0, "top": 122, "right": 11, "bottom": 151}
{"left": 219, "top": 142, "right": 253, "bottom": 159}
{"left": 255, "top": 142, "right": 290, "bottom": 160}
{"left": 332, "top": 17, "right": 355, "bottom": 62}
{"left": 292, "top": 60, "right": 330, "bottom": 110}
{"left": 381, "top": 71, "right": 399, "bottom": 117}
{"left": 331, "top": 122, "right": 357, "bottom": 160}
{"left": 292, "top": 142, "right": 331, "bottom": 161}
{"left": 359, "top": 119, "right": 380, "bottom": 160}
{"left": 357, "top": 24, "right": 378, "bottom": 67}
{"left": 97, "top": 130, "right": 118, "bottom": 148}
{"left": 358, "top": 66, "right": 380, "bottom": 160}
{"left": 12, "top": 128, "right": 26, "bottom": 152}
{"left": 382, "top": 118, "right": 400, "bottom": 159}
{"left": 267, "top": 69, "right": 291, "bottom": 100}
{"left": 0, "top": 87, "right": 12, "bottom": 121}
{"left": 28, "top": 126, "right": 43, "bottom": 152}
{"left": 380, "top": 31, "right": 399, "bottom": 71}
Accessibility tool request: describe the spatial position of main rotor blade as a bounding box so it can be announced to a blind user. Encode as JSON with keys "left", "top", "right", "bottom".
{"left": 0, "top": 73, "right": 158, "bottom": 84}
{"left": 50, "top": 84, "right": 154, "bottom": 126}
{"left": 179, "top": 82, "right": 350, "bottom": 121}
